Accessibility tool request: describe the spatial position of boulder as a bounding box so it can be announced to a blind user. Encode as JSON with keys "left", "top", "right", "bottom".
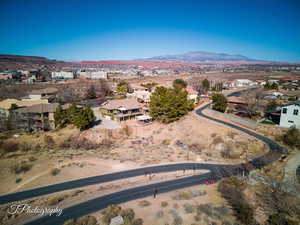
{"left": 109, "top": 215, "right": 124, "bottom": 225}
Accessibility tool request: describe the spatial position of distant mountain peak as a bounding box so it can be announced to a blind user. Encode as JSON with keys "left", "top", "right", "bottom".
{"left": 136, "top": 51, "right": 259, "bottom": 62}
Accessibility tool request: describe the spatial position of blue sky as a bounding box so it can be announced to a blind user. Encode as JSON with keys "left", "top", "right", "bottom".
{"left": 1, "top": 0, "right": 300, "bottom": 62}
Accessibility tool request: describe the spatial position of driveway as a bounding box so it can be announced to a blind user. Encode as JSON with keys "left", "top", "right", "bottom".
{"left": 91, "top": 107, "right": 120, "bottom": 130}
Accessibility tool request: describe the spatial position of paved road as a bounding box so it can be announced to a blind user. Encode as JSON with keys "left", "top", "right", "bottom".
{"left": 0, "top": 88, "right": 286, "bottom": 225}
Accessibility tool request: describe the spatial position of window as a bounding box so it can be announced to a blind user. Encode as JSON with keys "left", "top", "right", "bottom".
{"left": 282, "top": 108, "right": 287, "bottom": 114}
{"left": 293, "top": 109, "right": 298, "bottom": 115}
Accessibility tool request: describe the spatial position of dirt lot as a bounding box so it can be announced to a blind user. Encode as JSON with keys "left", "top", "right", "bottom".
{"left": 0, "top": 108, "right": 268, "bottom": 195}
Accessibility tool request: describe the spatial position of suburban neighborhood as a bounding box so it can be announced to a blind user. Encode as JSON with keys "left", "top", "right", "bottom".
{"left": 0, "top": 1, "right": 300, "bottom": 225}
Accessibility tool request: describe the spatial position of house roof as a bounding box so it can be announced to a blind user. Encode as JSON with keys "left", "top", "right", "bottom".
{"left": 29, "top": 87, "right": 58, "bottom": 95}
{"left": 186, "top": 88, "right": 198, "bottom": 95}
{"left": 281, "top": 100, "right": 300, "bottom": 107}
{"left": 101, "top": 98, "right": 141, "bottom": 110}
{"left": 227, "top": 96, "right": 247, "bottom": 104}
{"left": 14, "top": 103, "right": 70, "bottom": 114}
{"left": 0, "top": 99, "right": 49, "bottom": 110}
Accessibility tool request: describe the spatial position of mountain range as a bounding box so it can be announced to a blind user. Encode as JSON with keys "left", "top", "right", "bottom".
{"left": 136, "top": 51, "right": 261, "bottom": 62}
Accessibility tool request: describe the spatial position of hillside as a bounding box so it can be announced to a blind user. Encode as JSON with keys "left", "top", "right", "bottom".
{"left": 136, "top": 51, "right": 264, "bottom": 62}
{"left": 0, "top": 54, "right": 70, "bottom": 71}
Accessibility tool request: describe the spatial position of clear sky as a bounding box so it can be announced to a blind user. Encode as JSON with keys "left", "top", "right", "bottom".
{"left": 1, "top": 0, "right": 300, "bottom": 62}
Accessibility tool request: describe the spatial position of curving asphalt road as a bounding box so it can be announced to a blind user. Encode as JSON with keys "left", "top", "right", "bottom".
{"left": 0, "top": 88, "right": 286, "bottom": 225}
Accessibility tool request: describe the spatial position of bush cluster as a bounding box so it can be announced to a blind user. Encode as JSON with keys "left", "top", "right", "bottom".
{"left": 63, "top": 215, "right": 98, "bottom": 225}
{"left": 11, "top": 162, "right": 33, "bottom": 174}
{"left": 101, "top": 205, "right": 143, "bottom": 225}
{"left": 54, "top": 104, "right": 96, "bottom": 130}
{"left": 280, "top": 127, "right": 300, "bottom": 148}
{"left": 218, "top": 178, "right": 256, "bottom": 225}
{"left": 60, "top": 136, "right": 112, "bottom": 150}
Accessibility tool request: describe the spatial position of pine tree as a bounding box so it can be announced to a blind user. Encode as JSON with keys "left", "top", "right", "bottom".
{"left": 172, "top": 79, "right": 187, "bottom": 90}
{"left": 202, "top": 79, "right": 210, "bottom": 92}
{"left": 54, "top": 104, "right": 66, "bottom": 128}
{"left": 212, "top": 93, "right": 228, "bottom": 112}
{"left": 73, "top": 106, "right": 96, "bottom": 130}
{"left": 150, "top": 86, "right": 194, "bottom": 123}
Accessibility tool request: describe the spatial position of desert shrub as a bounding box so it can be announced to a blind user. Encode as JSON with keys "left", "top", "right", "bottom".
{"left": 28, "top": 156, "right": 37, "bottom": 161}
{"left": 213, "top": 205, "right": 229, "bottom": 216}
{"left": 212, "top": 136, "right": 224, "bottom": 145}
{"left": 162, "top": 139, "right": 171, "bottom": 145}
{"left": 51, "top": 168, "right": 61, "bottom": 176}
{"left": 280, "top": 127, "right": 300, "bottom": 148}
{"left": 267, "top": 213, "right": 298, "bottom": 225}
{"left": 19, "top": 142, "right": 32, "bottom": 151}
{"left": 71, "top": 189, "right": 84, "bottom": 197}
{"left": 161, "top": 201, "right": 169, "bottom": 207}
{"left": 197, "top": 204, "right": 214, "bottom": 217}
{"left": 101, "top": 138, "right": 113, "bottom": 149}
{"left": 101, "top": 205, "right": 122, "bottom": 224}
{"left": 188, "top": 143, "right": 203, "bottom": 154}
{"left": 122, "top": 125, "right": 132, "bottom": 136}
{"left": 120, "top": 208, "right": 135, "bottom": 221}
{"left": 15, "top": 178, "right": 22, "bottom": 183}
{"left": 47, "top": 194, "right": 69, "bottom": 206}
{"left": 61, "top": 136, "right": 102, "bottom": 150}
{"left": 156, "top": 210, "right": 164, "bottom": 218}
{"left": 138, "top": 200, "right": 151, "bottom": 207}
{"left": 173, "top": 216, "right": 183, "bottom": 225}
{"left": 260, "top": 185, "right": 300, "bottom": 220}
{"left": 194, "top": 214, "right": 202, "bottom": 222}
{"left": 218, "top": 178, "right": 256, "bottom": 225}
{"left": 11, "top": 162, "right": 33, "bottom": 174}
{"left": 0, "top": 141, "right": 19, "bottom": 152}
{"left": 132, "top": 218, "right": 143, "bottom": 225}
{"left": 183, "top": 203, "right": 195, "bottom": 213}
{"left": 44, "top": 135, "right": 56, "bottom": 148}
{"left": 172, "top": 191, "right": 193, "bottom": 200}
{"left": 63, "top": 215, "right": 99, "bottom": 225}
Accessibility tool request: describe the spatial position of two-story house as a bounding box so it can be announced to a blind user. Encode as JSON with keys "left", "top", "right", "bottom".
{"left": 100, "top": 99, "right": 143, "bottom": 121}
{"left": 22, "top": 87, "right": 58, "bottom": 102}
{"left": 279, "top": 100, "right": 300, "bottom": 128}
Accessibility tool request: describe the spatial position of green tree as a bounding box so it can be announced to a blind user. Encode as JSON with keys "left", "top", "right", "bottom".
{"left": 212, "top": 93, "right": 228, "bottom": 112}
{"left": 149, "top": 86, "right": 194, "bottom": 123}
{"left": 85, "top": 85, "right": 97, "bottom": 99}
{"left": 67, "top": 103, "right": 80, "bottom": 124}
{"left": 117, "top": 81, "right": 130, "bottom": 95}
{"left": 202, "top": 79, "right": 210, "bottom": 92}
{"left": 264, "top": 82, "right": 278, "bottom": 90}
{"left": 73, "top": 106, "right": 96, "bottom": 130}
{"left": 140, "top": 82, "right": 158, "bottom": 91}
{"left": 172, "top": 79, "right": 187, "bottom": 90}
{"left": 281, "top": 127, "right": 300, "bottom": 148}
{"left": 266, "top": 100, "right": 278, "bottom": 112}
{"left": 271, "top": 82, "right": 279, "bottom": 90}
{"left": 54, "top": 105, "right": 67, "bottom": 128}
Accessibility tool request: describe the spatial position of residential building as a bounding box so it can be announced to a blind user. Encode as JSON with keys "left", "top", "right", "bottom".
{"left": 78, "top": 70, "right": 107, "bottom": 79}
{"left": 186, "top": 88, "right": 199, "bottom": 103}
{"left": 100, "top": 98, "right": 143, "bottom": 121}
{"left": 279, "top": 100, "right": 300, "bottom": 128}
{"left": 51, "top": 71, "right": 74, "bottom": 80}
{"left": 0, "top": 98, "right": 49, "bottom": 120}
{"left": 24, "top": 87, "right": 58, "bottom": 101}
{"left": 227, "top": 96, "right": 248, "bottom": 112}
{"left": 13, "top": 103, "right": 70, "bottom": 131}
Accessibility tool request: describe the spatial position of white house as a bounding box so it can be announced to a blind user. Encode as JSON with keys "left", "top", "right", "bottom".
{"left": 279, "top": 100, "right": 300, "bottom": 128}
{"left": 25, "top": 87, "right": 58, "bottom": 101}
{"left": 78, "top": 70, "right": 107, "bottom": 79}
{"left": 235, "top": 79, "right": 257, "bottom": 87}
{"left": 51, "top": 71, "right": 74, "bottom": 79}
